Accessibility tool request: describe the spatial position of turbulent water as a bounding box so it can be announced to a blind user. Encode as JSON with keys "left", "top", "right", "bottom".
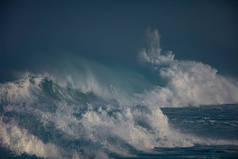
{"left": 1, "top": 30, "right": 238, "bottom": 159}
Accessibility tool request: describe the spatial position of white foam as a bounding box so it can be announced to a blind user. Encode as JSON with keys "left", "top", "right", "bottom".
{"left": 0, "top": 73, "right": 237, "bottom": 159}
{"left": 0, "top": 118, "right": 59, "bottom": 158}
{"left": 139, "top": 29, "right": 238, "bottom": 107}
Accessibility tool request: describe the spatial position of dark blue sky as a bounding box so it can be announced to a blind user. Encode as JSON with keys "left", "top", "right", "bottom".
{"left": 1, "top": 0, "right": 238, "bottom": 81}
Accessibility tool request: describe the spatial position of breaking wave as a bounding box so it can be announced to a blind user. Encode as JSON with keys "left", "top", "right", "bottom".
{"left": 139, "top": 30, "right": 238, "bottom": 107}
{"left": 0, "top": 30, "right": 238, "bottom": 159}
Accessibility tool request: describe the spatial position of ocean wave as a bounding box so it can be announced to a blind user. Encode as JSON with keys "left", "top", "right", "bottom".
{"left": 1, "top": 30, "right": 238, "bottom": 158}
{"left": 0, "top": 72, "right": 237, "bottom": 159}
{"left": 139, "top": 29, "right": 238, "bottom": 107}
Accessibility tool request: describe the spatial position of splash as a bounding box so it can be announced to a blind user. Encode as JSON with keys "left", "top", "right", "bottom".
{"left": 139, "top": 30, "right": 238, "bottom": 107}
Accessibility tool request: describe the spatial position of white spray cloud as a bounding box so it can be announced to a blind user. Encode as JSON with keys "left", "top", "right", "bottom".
{"left": 139, "top": 29, "right": 238, "bottom": 107}
{"left": 140, "top": 30, "right": 174, "bottom": 65}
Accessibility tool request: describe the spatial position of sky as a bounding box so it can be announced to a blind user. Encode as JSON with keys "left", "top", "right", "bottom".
{"left": 1, "top": 0, "right": 238, "bottom": 82}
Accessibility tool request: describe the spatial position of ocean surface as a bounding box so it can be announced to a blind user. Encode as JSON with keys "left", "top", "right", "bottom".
{"left": 0, "top": 30, "right": 238, "bottom": 159}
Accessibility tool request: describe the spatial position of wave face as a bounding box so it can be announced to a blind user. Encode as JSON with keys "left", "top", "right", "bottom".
{"left": 1, "top": 30, "right": 238, "bottom": 159}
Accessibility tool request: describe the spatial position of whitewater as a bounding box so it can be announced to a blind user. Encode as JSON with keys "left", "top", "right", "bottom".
{"left": 0, "top": 30, "right": 238, "bottom": 159}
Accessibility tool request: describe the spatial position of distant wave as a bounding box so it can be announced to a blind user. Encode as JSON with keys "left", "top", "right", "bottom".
{"left": 1, "top": 30, "right": 238, "bottom": 159}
